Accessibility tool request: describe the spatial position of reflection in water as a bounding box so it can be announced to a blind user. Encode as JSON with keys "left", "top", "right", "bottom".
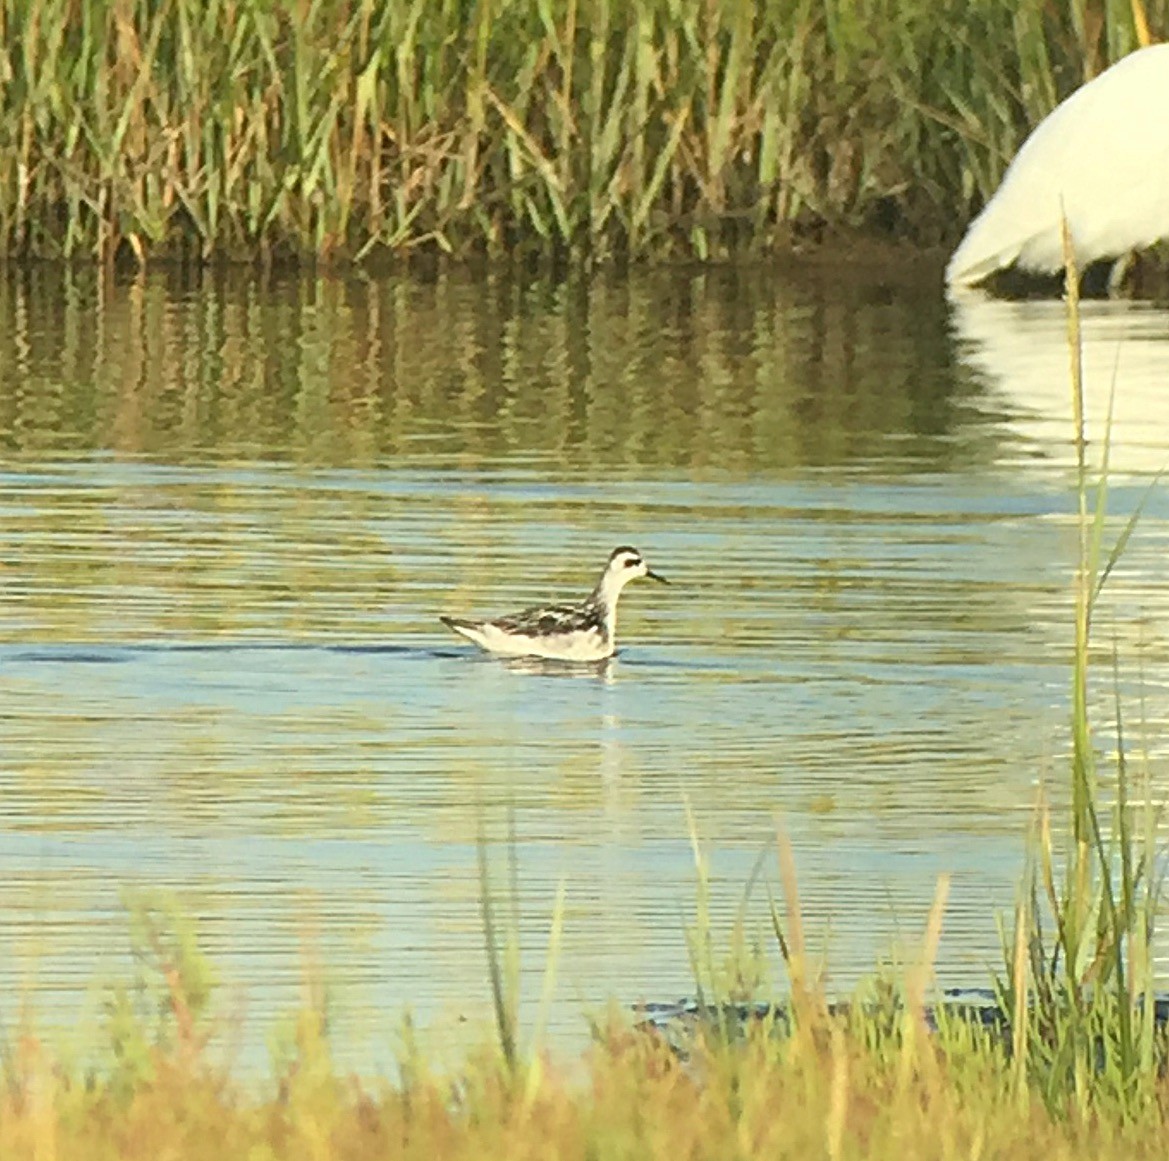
{"left": 949, "top": 290, "right": 1169, "bottom": 475}
{"left": 1, "top": 266, "right": 1169, "bottom": 1071}
{"left": 949, "top": 286, "right": 1169, "bottom": 683}
{"left": 500, "top": 655, "right": 618, "bottom": 680}
{"left": 0, "top": 263, "right": 974, "bottom": 471}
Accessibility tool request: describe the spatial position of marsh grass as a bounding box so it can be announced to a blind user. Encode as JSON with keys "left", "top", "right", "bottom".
{"left": 1, "top": 0, "right": 1164, "bottom": 263}
{"left": 984, "top": 227, "right": 1168, "bottom": 1116}
{"left": 476, "top": 808, "right": 566, "bottom": 1098}
{"left": 3, "top": 865, "right": 1168, "bottom": 1160}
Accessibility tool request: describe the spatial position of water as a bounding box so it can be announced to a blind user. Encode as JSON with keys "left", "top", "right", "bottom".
{"left": 2, "top": 263, "right": 1169, "bottom": 1074}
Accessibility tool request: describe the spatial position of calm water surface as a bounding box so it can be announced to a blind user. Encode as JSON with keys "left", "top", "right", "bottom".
{"left": 3, "top": 264, "right": 1169, "bottom": 1072}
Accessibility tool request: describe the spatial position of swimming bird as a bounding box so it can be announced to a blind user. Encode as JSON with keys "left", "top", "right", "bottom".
{"left": 946, "top": 43, "right": 1169, "bottom": 290}
{"left": 439, "top": 546, "right": 667, "bottom": 661}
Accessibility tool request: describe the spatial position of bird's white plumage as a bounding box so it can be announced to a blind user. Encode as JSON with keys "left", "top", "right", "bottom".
{"left": 946, "top": 44, "right": 1169, "bottom": 288}
{"left": 443, "top": 620, "right": 611, "bottom": 661}
{"left": 439, "top": 546, "right": 667, "bottom": 661}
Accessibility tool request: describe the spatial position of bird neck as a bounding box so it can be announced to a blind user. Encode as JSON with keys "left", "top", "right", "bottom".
{"left": 588, "top": 570, "right": 629, "bottom": 634}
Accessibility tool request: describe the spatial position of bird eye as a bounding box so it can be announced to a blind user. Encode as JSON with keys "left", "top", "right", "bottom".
{"left": 624, "top": 557, "right": 641, "bottom": 568}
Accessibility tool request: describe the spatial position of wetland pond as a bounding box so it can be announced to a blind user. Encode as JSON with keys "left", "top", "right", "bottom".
{"left": 3, "top": 262, "right": 1169, "bottom": 1073}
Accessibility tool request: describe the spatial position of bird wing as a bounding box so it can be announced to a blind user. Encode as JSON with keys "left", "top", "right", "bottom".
{"left": 492, "top": 603, "right": 600, "bottom": 635}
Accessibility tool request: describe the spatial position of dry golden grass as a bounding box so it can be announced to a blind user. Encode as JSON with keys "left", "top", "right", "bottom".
{"left": 4, "top": 1007, "right": 1169, "bottom": 1161}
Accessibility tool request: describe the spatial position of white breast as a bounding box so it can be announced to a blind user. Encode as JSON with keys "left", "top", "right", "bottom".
{"left": 472, "top": 622, "right": 613, "bottom": 661}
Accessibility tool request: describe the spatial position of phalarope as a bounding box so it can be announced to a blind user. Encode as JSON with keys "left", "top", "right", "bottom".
{"left": 440, "top": 546, "right": 667, "bottom": 661}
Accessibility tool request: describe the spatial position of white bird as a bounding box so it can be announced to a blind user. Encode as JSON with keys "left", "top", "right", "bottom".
{"left": 439, "top": 546, "right": 668, "bottom": 661}
{"left": 946, "top": 43, "right": 1169, "bottom": 290}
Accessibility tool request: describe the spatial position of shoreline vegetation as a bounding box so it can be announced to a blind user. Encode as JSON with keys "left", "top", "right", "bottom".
{"left": 5, "top": 250, "right": 1169, "bottom": 1158}
{"left": 1, "top": 0, "right": 1162, "bottom": 266}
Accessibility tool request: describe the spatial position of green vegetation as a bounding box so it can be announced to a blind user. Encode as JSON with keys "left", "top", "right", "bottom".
{"left": 992, "top": 236, "right": 1166, "bottom": 1115}
{"left": 1, "top": 0, "right": 1163, "bottom": 264}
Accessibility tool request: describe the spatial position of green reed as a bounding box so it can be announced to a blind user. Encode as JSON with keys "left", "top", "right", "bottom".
{"left": 986, "top": 229, "right": 1166, "bottom": 1115}
{"left": 477, "top": 810, "right": 566, "bottom": 1097}
{"left": 1, "top": 0, "right": 1162, "bottom": 263}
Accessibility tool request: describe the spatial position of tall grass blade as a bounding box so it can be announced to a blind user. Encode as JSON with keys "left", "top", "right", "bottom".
{"left": 523, "top": 878, "right": 566, "bottom": 1108}
{"left": 477, "top": 817, "right": 517, "bottom": 1074}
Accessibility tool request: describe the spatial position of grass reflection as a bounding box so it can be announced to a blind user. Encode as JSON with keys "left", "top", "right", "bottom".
{"left": 0, "top": 264, "right": 974, "bottom": 473}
